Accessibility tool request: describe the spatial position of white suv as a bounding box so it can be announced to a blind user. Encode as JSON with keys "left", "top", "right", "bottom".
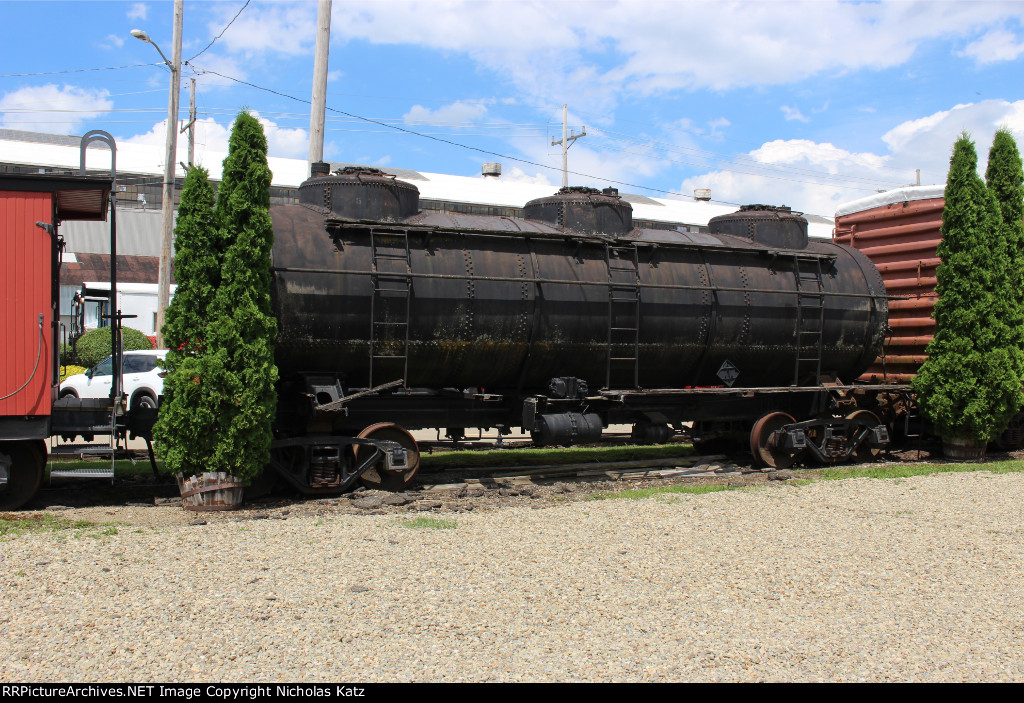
{"left": 60, "top": 350, "right": 166, "bottom": 409}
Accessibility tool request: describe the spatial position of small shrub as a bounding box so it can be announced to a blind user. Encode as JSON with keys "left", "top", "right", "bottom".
{"left": 60, "top": 342, "right": 77, "bottom": 366}
{"left": 74, "top": 327, "right": 154, "bottom": 368}
{"left": 59, "top": 365, "right": 86, "bottom": 382}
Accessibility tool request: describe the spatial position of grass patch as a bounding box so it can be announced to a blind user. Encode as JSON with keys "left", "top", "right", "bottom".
{"left": 397, "top": 516, "right": 457, "bottom": 530}
{"left": 804, "top": 458, "right": 1024, "bottom": 483}
{"left": 46, "top": 457, "right": 163, "bottom": 480}
{"left": 0, "top": 513, "right": 98, "bottom": 539}
{"left": 590, "top": 458, "right": 1024, "bottom": 502}
{"left": 420, "top": 443, "right": 694, "bottom": 470}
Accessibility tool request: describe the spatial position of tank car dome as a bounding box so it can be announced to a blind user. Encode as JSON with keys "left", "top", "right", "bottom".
{"left": 298, "top": 166, "right": 419, "bottom": 221}
{"left": 523, "top": 186, "right": 633, "bottom": 236}
{"left": 708, "top": 204, "right": 809, "bottom": 249}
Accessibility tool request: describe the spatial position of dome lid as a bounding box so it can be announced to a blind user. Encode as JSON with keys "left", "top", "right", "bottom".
{"left": 523, "top": 186, "right": 633, "bottom": 236}
{"left": 707, "top": 204, "right": 809, "bottom": 249}
{"left": 298, "top": 166, "right": 419, "bottom": 221}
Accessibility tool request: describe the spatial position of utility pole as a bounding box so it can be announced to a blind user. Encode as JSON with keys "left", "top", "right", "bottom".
{"left": 179, "top": 77, "right": 197, "bottom": 168}
{"left": 156, "top": 0, "right": 182, "bottom": 349}
{"left": 308, "top": 0, "right": 332, "bottom": 171}
{"left": 551, "top": 104, "right": 585, "bottom": 188}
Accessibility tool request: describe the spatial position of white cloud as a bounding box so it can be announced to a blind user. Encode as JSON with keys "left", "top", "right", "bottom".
{"left": 127, "top": 3, "right": 148, "bottom": 22}
{"left": 501, "top": 166, "right": 553, "bottom": 185}
{"left": 102, "top": 34, "right": 125, "bottom": 49}
{"left": 881, "top": 100, "right": 1024, "bottom": 168}
{"left": 188, "top": 55, "right": 249, "bottom": 89}
{"left": 0, "top": 84, "right": 113, "bottom": 133}
{"left": 403, "top": 101, "right": 489, "bottom": 125}
{"left": 959, "top": 29, "right": 1024, "bottom": 64}
{"left": 209, "top": 3, "right": 317, "bottom": 57}
{"left": 680, "top": 100, "right": 1024, "bottom": 217}
{"left": 707, "top": 118, "right": 730, "bottom": 140}
{"left": 122, "top": 112, "right": 309, "bottom": 161}
{"left": 312, "top": 0, "right": 1024, "bottom": 114}
{"left": 191, "top": 1, "right": 1024, "bottom": 135}
{"left": 781, "top": 106, "right": 810, "bottom": 123}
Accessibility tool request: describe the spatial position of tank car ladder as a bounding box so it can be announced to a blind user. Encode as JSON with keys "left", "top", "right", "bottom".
{"left": 605, "top": 242, "right": 641, "bottom": 389}
{"left": 793, "top": 254, "right": 825, "bottom": 386}
{"left": 368, "top": 229, "right": 412, "bottom": 388}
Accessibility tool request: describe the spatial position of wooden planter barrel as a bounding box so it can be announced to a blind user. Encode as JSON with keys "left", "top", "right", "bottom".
{"left": 176, "top": 472, "right": 244, "bottom": 511}
{"left": 942, "top": 436, "right": 986, "bottom": 462}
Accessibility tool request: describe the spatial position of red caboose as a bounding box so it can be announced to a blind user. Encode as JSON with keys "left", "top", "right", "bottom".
{"left": 0, "top": 172, "right": 112, "bottom": 509}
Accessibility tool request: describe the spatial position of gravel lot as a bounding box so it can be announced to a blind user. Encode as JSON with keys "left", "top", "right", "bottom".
{"left": 2, "top": 470, "right": 1023, "bottom": 682}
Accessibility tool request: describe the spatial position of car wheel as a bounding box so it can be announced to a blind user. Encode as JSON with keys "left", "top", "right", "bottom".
{"left": 59, "top": 389, "right": 78, "bottom": 399}
{"left": 133, "top": 394, "right": 158, "bottom": 410}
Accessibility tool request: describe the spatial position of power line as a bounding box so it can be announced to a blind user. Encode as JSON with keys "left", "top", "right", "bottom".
{"left": 0, "top": 63, "right": 163, "bottom": 78}
{"left": 189, "top": 66, "right": 761, "bottom": 208}
{"left": 185, "top": 0, "right": 252, "bottom": 63}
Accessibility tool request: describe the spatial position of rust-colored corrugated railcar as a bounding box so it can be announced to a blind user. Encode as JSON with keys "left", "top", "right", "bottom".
{"left": 0, "top": 173, "right": 112, "bottom": 509}
{"left": 834, "top": 186, "right": 945, "bottom": 383}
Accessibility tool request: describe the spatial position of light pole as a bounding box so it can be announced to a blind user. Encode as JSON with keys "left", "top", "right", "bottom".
{"left": 131, "top": 0, "right": 182, "bottom": 349}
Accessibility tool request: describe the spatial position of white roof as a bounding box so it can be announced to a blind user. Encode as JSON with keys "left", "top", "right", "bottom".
{"left": 835, "top": 184, "right": 946, "bottom": 218}
{"left": 1, "top": 129, "right": 834, "bottom": 236}
{"left": 83, "top": 281, "right": 176, "bottom": 295}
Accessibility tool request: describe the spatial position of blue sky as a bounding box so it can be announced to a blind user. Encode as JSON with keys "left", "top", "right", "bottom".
{"left": 1, "top": 0, "right": 1023, "bottom": 218}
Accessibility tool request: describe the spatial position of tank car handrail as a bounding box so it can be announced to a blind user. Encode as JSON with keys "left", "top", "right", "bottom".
{"left": 324, "top": 218, "right": 842, "bottom": 259}
{"left": 271, "top": 264, "right": 889, "bottom": 301}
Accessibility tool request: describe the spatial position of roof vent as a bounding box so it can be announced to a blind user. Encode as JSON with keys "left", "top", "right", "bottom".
{"left": 482, "top": 162, "right": 502, "bottom": 178}
{"left": 693, "top": 188, "right": 711, "bottom": 201}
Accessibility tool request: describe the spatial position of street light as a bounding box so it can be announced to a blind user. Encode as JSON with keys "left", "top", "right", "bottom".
{"left": 130, "top": 0, "right": 182, "bottom": 349}
{"left": 130, "top": 29, "right": 171, "bottom": 65}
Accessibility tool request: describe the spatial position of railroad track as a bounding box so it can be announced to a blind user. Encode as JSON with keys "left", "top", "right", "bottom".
{"left": 29, "top": 438, "right": 945, "bottom": 512}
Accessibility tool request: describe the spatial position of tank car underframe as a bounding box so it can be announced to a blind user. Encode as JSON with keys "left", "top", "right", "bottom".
{"left": 269, "top": 376, "right": 907, "bottom": 495}
{"left": 590, "top": 383, "right": 903, "bottom": 467}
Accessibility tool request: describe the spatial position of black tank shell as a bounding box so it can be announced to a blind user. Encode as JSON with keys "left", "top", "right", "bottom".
{"left": 270, "top": 192, "right": 887, "bottom": 391}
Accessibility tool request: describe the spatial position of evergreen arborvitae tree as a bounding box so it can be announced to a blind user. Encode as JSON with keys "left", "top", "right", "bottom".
{"left": 913, "top": 132, "right": 1019, "bottom": 444}
{"left": 985, "top": 128, "right": 1024, "bottom": 386}
{"left": 199, "top": 111, "right": 278, "bottom": 483}
{"left": 153, "top": 166, "right": 220, "bottom": 477}
{"left": 162, "top": 166, "right": 219, "bottom": 353}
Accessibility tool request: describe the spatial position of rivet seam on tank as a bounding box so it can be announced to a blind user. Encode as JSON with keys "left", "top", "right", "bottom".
{"left": 463, "top": 247, "right": 474, "bottom": 334}
{"left": 740, "top": 266, "right": 751, "bottom": 341}
{"left": 699, "top": 263, "right": 710, "bottom": 340}
{"left": 515, "top": 252, "right": 529, "bottom": 338}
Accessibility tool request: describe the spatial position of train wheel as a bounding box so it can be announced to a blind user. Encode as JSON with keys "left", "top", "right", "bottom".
{"left": 0, "top": 441, "right": 44, "bottom": 510}
{"left": 749, "top": 412, "right": 799, "bottom": 469}
{"left": 848, "top": 410, "right": 883, "bottom": 463}
{"left": 354, "top": 423, "right": 421, "bottom": 491}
